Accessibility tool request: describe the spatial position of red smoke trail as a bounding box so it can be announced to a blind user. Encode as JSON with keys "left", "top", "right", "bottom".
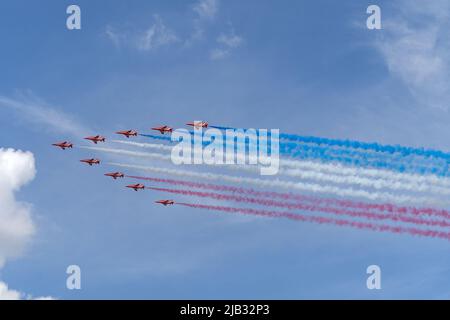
{"left": 176, "top": 202, "right": 450, "bottom": 241}
{"left": 147, "top": 186, "right": 450, "bottom": 228}
{"left": 128, "top": 175, "right": 450, "bottom": 220}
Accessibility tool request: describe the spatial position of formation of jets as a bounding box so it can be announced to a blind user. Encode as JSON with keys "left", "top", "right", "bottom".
{"left": 51, "top": 121, "right": 207, "bottom": 206}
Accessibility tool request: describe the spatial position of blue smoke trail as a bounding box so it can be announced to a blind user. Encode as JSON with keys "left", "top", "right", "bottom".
{"left": 140, "top": 131, "right": 450, "bottom": 176}
{"left": 280, "top": 141, "right": 446, "bottom": 170}
{"left": 139, "top": 134, "right": 172, "bottom": 141}
{"left": 281, "top": 144, "right": 450, "bottom": 176}
{"left": 212, "top": 126, "right": 450, "bottom": 162}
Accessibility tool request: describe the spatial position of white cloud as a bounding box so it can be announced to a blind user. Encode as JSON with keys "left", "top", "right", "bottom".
{"left": 0, "top": 282, "right": 21, "bottom": 300}
{"left": 193, "top": 0, "right": 219, "bottom": 20}
{"left": 374, "top": 0, "right": 450, "bottom": 110}
{"left": 0, "top": 93, "right": 90, "bottom": 137}
{"left": 0, "top": 281, "right": 55, "bottom": 300}
{"left": 137, "top": 15, "right": 179, "bottom": 52}
{"left": 0, "top": 149, "right": 56, "bottom": 300}
{"left": 0, "top": 148, "right": 36, "bottom": 268}
{"left": 210, "top": 27, "right": 243, "bottom": 60}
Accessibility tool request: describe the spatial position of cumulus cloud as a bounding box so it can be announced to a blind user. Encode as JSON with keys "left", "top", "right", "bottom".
{"left": 0, "top": 281, "right": 55, "bottom": 300}
{"left": 0, "top": 148, "right": 36, "bottom": 268}
{"left": 210, "top": 27, "right": 243, "bottom": 60}
{"left": 0, "top": 282, "right": 21, "bottom": 300}
{"left": 374, "top": 0, "right": 450, "bottom": 110}
{"left": 0, "top": 149, "right": 55, "bottom": 300}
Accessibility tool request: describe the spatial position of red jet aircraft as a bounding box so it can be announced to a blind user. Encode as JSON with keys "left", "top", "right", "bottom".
{"left": 104, "top": 172, "right": 125, "bottom": 179}
{"left": 80, "top": 158, "right": 101, "bottom": 166}
{"left": 155, "top": 200, "right": 175, "bottom": 206}
{"left": 152, "top": 125, "right": 173, "bottom": 134}
{"left": 187, "top": 121, "right": 208, "bottom": 128}
{"left": 52, "top": 141, "right": 73, "bottom": 150}
{"left": 116, "top": 130, "right": 138, "bottom": 138}
{"left": 126, "top": 183, "right": 145, "bottom": 191}
{"left": 84, "top": 135, "right": 106, "bottom": 144}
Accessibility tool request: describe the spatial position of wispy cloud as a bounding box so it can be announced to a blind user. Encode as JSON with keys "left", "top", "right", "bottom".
{"left": 210, "top": 26, "right": 243, "bottom": 60}
{"left": 185, "top": 0, "right": 220, "bottom": 45}
{"left": 193, "top": 0, "right": 219, "bottom": 20}
{"left": 0, "top": 92, "right": 90, "bottom": 137}
{"left": 105, "top": 25, "right": 123, "bottom": 48}
{"left": 105, "top": 15, "right": 178, "bottom": 52}
{"left": 374, "top": 0, "right": 450, "bottom": 110}
{"left": 136, "top": 15, "right": 179, "bottom": 52}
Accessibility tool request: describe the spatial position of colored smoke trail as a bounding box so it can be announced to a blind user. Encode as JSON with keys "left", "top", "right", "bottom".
{"left": 210, "top": 125, "right": 235, "bottom": 130}
{"left": 124, "top": 138, "right": 450, "bottom": 190}
{"left": 147, "top": 186, "right": 450, "bottom": 228}
{"left": 176, "top": 202, "right": 450, "bottom": 241}
{"left": 283, "top": 143, "right": 450, "bottom": 177}
{"left": 211, "top": 125, "right": 450, "bottom": 162}
{"left": 139, "top": 134, "right": 172, "bottom": 141}
{"left": 140, "top": 130, "right": 450, "bottom": 176}
{"left": 127, "top": 175, "right": 450, "bottom": 220}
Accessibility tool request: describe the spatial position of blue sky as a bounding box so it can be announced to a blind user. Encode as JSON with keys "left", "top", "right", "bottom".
{"left": 1, "top": 0, "right": 450, "bottom": 299}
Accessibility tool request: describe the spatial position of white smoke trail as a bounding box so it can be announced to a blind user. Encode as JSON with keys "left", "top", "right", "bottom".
{"left": 110, "top": 140, "right": 450, "bottom": 195}
{"left": 107, "top": 162, "right": 444, "bottom": 205}
{"left": 78, "top": 146, "right": 171, "bottom": 162}
{"left": 280, "top": 157, "right": 450, "bottom": 188}
{"left": 279, "top": 168, "right": 450, "bottom": 195}
{"left": 111, "top": 140, "right": 173, "bottom": 152}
